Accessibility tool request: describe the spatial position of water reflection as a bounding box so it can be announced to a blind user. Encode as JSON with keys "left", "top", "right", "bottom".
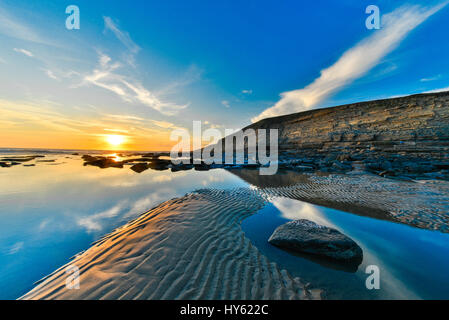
{"left": 2, "top": 151, "right": 449, "bottom": 300}
{"left": 0, "top": 153, "right": 247, "bottom": 299}
{"left": 242, "top": 197, "right": 449, "bottom": 299}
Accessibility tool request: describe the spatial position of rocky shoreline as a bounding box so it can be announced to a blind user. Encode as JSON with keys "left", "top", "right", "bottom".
{"left": 245, "top": 91, "right": 449, "bottom": 181}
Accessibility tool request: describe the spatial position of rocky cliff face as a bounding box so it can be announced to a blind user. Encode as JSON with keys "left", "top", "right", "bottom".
{"left": 245, "top": 91, "right": 449, "bottom": 179}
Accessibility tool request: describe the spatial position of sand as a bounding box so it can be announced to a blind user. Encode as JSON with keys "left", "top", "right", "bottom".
{"left": 21, "top": 189, "right": 320, "bottom": 300}
{"left": 21, "top": 172, "right": 449, "bottom": 300}
{"left": 231, "top": 170, "right": 449, "bottom": 233}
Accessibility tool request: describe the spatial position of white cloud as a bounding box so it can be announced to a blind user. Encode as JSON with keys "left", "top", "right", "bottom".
{"left": 99, "top": 53, "right": 112, "bottom": 67}
{"left": 103, "top": 16, "right": 140, "bottom": 54}
{"left": 0, "top": 6, "right": 49, "bottom": 44}
{"left": 104, "top": 128, "right": 129, "bottom": 133}
{"left": 77, "top": 201, "right": 128, "bottom": 232}
{"left": 420, "top": 74, "right": 442, "bottom": 82}
{"left": 82, "top": 53, "right": 187, "bottom": 116}
{"left": 5, "top": 241, "right": 24, "bottom": 255}
{"left": 252, "top": 3, "right": 447, "bottom": 123}
{"left": 242, "top": 89, "right": 253, "bottom": 95}
{"left": 424, "top": 86, "right": 449, "bottom": 93}
{"left": 105, "top": 114, "right": 145, "bottom": 122}
{"left": 150, "top": 120, "right": 175, "bottom": 129}
{"left": 221, "top": 100, "right": 230, "bottom": 108}
{"left": 13, "top": 48, "right": 33, "bottom": 57}
{"left": 42, "top": 68, "right": 59, "bottom": 81}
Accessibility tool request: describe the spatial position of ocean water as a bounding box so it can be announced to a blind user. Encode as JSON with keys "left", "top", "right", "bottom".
{"left": 0, "top": 150, "right": 247, "bottom": 299}
{"left": 1, "top": 149, "right": 448, "bottom": 299}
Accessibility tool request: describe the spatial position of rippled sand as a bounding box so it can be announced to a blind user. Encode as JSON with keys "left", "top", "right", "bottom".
{"left": 21, "top": 189, "right": 320, "bottom": 300}
{"left": 21, "top": 172, "right": 449, "bottom": 300}
{"left": 231, "top": 170, "right": 449, "bottom": 233}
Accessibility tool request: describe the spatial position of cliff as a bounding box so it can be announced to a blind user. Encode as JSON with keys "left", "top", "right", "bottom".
{"left": 244, "top": 91, "right": 449, "bottom": 179}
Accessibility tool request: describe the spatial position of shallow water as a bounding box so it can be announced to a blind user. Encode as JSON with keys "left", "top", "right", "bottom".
{"left": 1, "top": 150, "right": 449, "bottom": 299}
{"left": 242, "top": 199, "right": 449, "bottom": 299}
{"left": 0, "top": 151, "right": 246, "bottom": 299}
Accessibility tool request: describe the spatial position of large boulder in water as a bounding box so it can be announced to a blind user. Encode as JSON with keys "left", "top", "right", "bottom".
{"left": 268, "top": 219, "right": 363, "bottom": 262}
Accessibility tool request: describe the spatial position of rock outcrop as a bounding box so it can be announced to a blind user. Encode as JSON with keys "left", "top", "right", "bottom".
{"left": 268, "top": 219, "right": 363, "bottom": 263}
{"left": 244, "top": 91, "right": 449, "bottom": 179}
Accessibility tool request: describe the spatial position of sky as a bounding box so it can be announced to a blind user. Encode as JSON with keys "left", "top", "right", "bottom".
{"left": 0, "top": 0, "right": 448, "bottom": 151}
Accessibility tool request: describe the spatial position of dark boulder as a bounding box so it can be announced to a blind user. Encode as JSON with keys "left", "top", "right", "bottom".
{"left": 130, "top": 163, "right": 149, "bottom": 173}
{"left": 84, "top": 157, "right": 124, "bottom": 169}
{"left": 147, "top": 159, "right": 171, "bottom": 171}
{"left": 81, "top": 155, "right": 99, "bottom": 162}
{"left": 268, "top": 219, "right": 363, "bottom": 262}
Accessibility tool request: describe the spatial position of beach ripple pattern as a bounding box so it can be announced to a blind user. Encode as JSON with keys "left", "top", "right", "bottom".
{"left": 21, "top": 189, "right": 321, "bottom": 300}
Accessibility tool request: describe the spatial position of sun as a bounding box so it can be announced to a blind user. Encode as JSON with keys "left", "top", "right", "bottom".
{"left": 105, "top": 135, "right": 126, "bottom": 147}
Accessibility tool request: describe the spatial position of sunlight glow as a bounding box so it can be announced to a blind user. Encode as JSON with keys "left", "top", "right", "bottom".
{"left": 105, "top": 135, "right": 126, "bottom": 147}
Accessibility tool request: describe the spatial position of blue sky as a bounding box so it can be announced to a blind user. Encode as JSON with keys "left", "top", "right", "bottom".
{"left": 0, "top": 0, "right": 449, "bottom": 150}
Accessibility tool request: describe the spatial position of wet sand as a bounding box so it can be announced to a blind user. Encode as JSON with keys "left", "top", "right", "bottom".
{"left": 21, "top": 189, "right": 320, "bottom": 300}
{"left": 20, "top": 172, "right": 449, "bottom": 300}
{"left": 231, "top": 170, "right": 449, "bottom": 233}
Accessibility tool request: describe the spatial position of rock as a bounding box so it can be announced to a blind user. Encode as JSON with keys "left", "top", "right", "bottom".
{"left": 0, "top": 156, "right": 41, "bottom": 162}
{"left": 81, "top": 155, "right": 98, "bottom": 162}
{"left": 171, "top": 164, "right": 193, "bottom": 172}
{"left": 130, "top": 163, "right": 149, "bottom": 173}
{"left": 232, "top": 91, "right": 449, "bottom": 181}
{"left": 331, "top": 161, "right": 352, "bottom": 172}
{"left": 422, "top": 171, "right": 446, "bottom": 179}
{"left": 379, "top": 170, "right": 397, "bottom": 177}
{"left": 84, "top": 157, "right": 123, "bottom": 169}
{"left": 381, "top": 160, "right": 392, "bottom": 170}
{"left": 337, "top": 154, "right": 352, "bottom": 162}
{"left": 294, "top": 165, "right": 314, "bottom": 172}
{"left": 147, "top": 159, "right": 171, "bottom": 171}
{"left": 0, "top": 162, "right": 11, "bottom": 167}
{"left": 193, "top": 162, "right": 211, "bottom": 171}
{"left": 268, "top": 219, "right": 363, "bottom": 262}
{"left": 433, "top": 162, "right": 449, "bottom": 170}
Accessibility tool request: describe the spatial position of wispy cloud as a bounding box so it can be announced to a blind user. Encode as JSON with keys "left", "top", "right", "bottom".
{"left": 104, "top": 128, "right": 129, "bottom": 133}
{"left": 149, "top": 120, "right": 175, "bottom": 129}
{"left": 420, "top": 74, "right": 442, "bottom": 82}
{"left": 82, "top": 52, "right": 188, "bottom": 116}
{"left": 5, "top": 241, "right": 24, "bottom": 255}
{"left": 424, "top": 86, "right": 449, "bottom": 93}
{"left": 42, "top": 68, "right": 59, "bottom": 80}
{"left": 0, "top": 6, "right": 49, "bottom": 44}
{"left": 252, "top": 3, "right": 447, "bottom": 122}
{"left": 221, "top": 100, "right": 230, "bottom": 108}
{"left": 103, "top": 16, "right": 140, "bottom": 54}
{"left": 77, "top": 201, "right": 128, "bottom": 232}
{"left": 104, "top": 114, "right": 145, "bottom": 122}
{"left": 242, "top": 89, "right": 253, "bottom": 95}
{"left": 13, "top": 48, "right": 33, "bottom": 57}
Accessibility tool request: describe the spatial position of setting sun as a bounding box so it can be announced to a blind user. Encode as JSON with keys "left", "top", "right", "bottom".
{"left": 105, "top": 134, "right": 126, "bottom": 147}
